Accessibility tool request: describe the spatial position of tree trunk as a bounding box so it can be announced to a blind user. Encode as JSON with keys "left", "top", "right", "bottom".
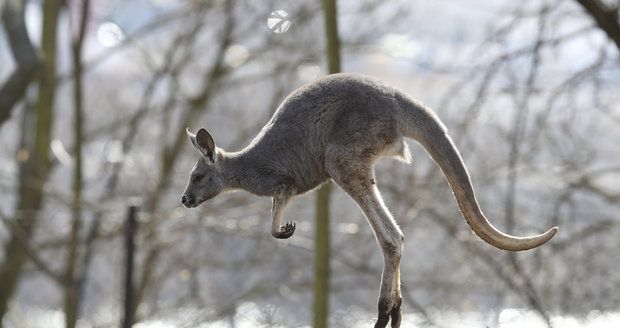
{"left": 314, "top": 0, "right": 341, "bottom": 327}
{"left": 63, "top": 1, "right": 90, "bottom": 327}
{"left": 0, "top": 0, "right": 61, "bottom": 323}
{"left": 313, "top": 183, "right": 331, "bottom": 328}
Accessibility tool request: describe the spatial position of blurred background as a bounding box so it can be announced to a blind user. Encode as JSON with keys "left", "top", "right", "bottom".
{"left": 1, "top": 0, "right": 619, "bottom": 327}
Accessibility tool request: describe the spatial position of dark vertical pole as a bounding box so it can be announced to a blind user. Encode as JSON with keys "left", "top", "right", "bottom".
{"left": 322, "top": 0, "right": 341, "bottom": 73}
{"left": 314, "top": 0, "right": 341, "bottom": 327}
{"left": 122, "top": 203, "right": 139, "bottom": 328}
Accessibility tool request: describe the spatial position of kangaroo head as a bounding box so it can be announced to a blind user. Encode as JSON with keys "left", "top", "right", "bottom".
{"left": 182, "top": 127, "right": 224, "bottom": 208}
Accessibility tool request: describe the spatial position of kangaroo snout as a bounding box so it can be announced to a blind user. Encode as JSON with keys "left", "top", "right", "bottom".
{"left": 181, "top": 195, "right": 195, "bottom": 208}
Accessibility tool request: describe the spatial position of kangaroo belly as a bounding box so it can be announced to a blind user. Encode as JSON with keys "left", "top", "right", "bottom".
{"left": 380, "top": 139, "right": 412, "bottom": 163}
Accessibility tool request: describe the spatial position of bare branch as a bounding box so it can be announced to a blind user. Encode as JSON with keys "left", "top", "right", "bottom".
{"left": 0, "top": 0, "right": 41, "bottom": 127}
{"left": 0, "top": 214, "right": 64, "bottom": 284}
{"left": 574, "top": 0, "right": 620, "bottom": 51}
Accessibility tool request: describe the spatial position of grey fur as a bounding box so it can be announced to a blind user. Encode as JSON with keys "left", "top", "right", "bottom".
{"left": 182, "top": 73, "right": 558, "bottom": 328}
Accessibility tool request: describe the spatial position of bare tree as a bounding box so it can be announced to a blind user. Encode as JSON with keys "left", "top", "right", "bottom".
{"left": 61, "top": 0, "right": 91, "bottom": 327}
{"left": 4, "top": 1, "right": 616, "bottom": 327}
{"left": 0, "top": 0, "right": 62, "bottom": 322}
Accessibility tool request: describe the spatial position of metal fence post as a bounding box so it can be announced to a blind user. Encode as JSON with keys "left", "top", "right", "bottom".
{"left": 122, "top": 201, "right": 140, "bottom": 328}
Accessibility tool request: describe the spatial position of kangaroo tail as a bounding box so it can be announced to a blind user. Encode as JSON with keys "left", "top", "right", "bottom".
{"left": 397, "top": 94, "right": 557, "bottom": 251}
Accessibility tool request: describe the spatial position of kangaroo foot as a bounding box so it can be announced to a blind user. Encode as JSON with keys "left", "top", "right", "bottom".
{"left": 375, "top": 296, "right": 402, "bottom": 328}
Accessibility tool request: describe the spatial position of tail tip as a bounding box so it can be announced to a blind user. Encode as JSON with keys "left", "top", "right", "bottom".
{"left": 548, "top": 226, "right": 559, "bottom": 236}
{"left": 522, "top": 225, "right": 559, "bottom": 251}
{"left": 539, "top": 226, "right": 559, "bottom": 246}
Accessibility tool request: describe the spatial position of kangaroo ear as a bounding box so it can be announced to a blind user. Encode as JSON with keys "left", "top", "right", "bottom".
{"left": 186, "top": 127, "right": 216, "bottom": 163}
{"left": 196, "top": 128, "right": 216, "bottom": 163}
{"left": 186, "top": 127, "right": 198, "bottom": 147}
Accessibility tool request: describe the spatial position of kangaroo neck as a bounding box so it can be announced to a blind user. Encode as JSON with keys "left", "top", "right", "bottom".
{"left": 220, "top": 147, "right": 276, "bottom": 195}
{"left": 220, "top": 150, "right": 251, "bottom": 190}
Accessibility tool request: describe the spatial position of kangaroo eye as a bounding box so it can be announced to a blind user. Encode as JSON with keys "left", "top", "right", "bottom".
{"left": 194, "top": 175, "right": 203, "bottom": 182}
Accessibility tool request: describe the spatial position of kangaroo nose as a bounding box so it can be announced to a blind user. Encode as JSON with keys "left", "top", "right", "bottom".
{"left": 181, "top": 195, "right": 187, "bottom": 204}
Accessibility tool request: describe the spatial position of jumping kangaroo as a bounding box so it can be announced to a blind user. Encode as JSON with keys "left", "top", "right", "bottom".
{"left": 181, "top": 73, "right": 558, "bottom": 328}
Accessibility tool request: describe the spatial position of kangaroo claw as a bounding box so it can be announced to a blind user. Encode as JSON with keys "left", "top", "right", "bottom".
{"left": 274, "top": 221, "right": 296, "bottom": 239}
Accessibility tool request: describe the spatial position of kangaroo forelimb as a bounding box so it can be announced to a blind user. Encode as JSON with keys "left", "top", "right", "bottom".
{"left": 271, "top": 186, "right": 296, "bottom": 239}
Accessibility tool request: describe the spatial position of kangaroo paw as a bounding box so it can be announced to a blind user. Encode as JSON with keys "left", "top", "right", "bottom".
{"left": 273, "top": 221, "right": 296, "bottom": 239}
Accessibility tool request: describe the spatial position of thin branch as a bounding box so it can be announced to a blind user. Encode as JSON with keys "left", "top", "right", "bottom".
{"left": 0, "top": 214, "right": 64, "bottom": 284}
{"left": 551, "top": 219, "right": 618, "bottom": 252}
{"left": 56, "top": 2, "right": 209, "bottom": 83}
{"left": 426, "top": 208, "right": 553, "bottom": 327}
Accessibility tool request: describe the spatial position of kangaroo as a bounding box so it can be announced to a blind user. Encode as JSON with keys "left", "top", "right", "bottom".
{"left": 181, "top": 73, "right": 558, "bottom": 328}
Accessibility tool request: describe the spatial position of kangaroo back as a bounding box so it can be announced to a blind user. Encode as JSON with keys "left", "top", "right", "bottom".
{"left": 396, "top": 94, "right": 557, "bottom": 251}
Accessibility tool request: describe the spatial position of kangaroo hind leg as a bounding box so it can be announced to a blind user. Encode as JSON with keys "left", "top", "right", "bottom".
{"left": 327, "top": 160, "right": 404, "bottom": 328}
